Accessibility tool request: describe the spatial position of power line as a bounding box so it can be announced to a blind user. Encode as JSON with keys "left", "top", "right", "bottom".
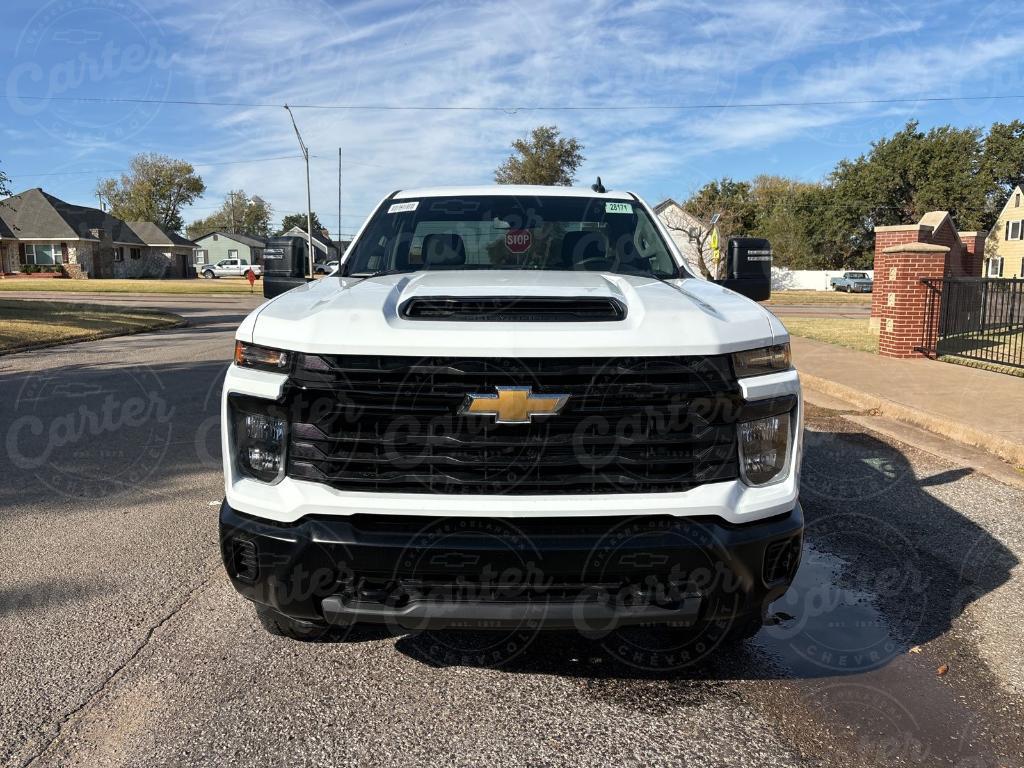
{"left": 13, "top": 93, "right": 1024, "bottom": 112}
{"left": 16, "top": 153, "right": 307, "bottom": 178}
{"left": 15, "top": 153, "right": 409, "bottom": 179}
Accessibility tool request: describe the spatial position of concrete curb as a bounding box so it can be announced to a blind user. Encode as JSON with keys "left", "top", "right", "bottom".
{"left": 800, "top": 371, "right": 1024, "bottom": 468}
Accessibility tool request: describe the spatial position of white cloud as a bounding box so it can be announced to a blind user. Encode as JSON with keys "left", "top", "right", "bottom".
{"left": 138, "top": 0, "right": 1024, "bottom": 231}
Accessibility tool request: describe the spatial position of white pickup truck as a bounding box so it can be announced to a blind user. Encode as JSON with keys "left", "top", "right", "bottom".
{"left": 219, "top": 185, "right": 803, "bottom": 646}
{"left": 199, "top": 258, "right": 262, "bottom": 279}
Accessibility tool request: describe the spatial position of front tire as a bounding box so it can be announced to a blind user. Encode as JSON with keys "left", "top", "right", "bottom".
{"left": 202, "top": 269, "right": 215, "bottom": 279}
{"left": 254, "top": 604, "right": 333, "bottom": 641}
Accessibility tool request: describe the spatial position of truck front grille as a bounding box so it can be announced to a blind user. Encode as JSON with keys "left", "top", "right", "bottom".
{"left": 284, "top": 354, "right": 741, "bottom": 495}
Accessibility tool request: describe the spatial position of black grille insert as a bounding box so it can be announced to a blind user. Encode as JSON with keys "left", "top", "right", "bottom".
{"left": 284, "top": 355, "right": 742, "bottom": 495}
{"left": 399, "top": 296, "right": 627, "bottom": 322}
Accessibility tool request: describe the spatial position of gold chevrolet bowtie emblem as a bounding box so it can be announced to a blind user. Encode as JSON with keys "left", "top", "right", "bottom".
{"left": 460, "top": 386, "right": 570, "bottom": 424}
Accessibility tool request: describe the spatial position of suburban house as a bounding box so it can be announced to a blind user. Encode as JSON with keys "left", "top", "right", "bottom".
{"left": 0, "top": 188, "right": 197, "bottom": 278}
{"left": 653, "top": 199, "right": 716, "bottom": 278}
{"left": 280, "top": 226, "right": 339, "bottom": 263}
{"left": 125, "top": 221, "right": 199, "bottom": 278}
{"left": 984, "top": 185, "right": 1024, "bottom": 278}
{"left": 192, "top": 231, "right": 266, "bottom": 267}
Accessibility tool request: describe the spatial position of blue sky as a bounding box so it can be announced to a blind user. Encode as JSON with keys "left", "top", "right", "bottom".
{"left": 2, "top": 0, "right": 1023, "bottom": 236}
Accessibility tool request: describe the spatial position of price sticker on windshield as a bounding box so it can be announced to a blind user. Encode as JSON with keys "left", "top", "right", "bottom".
{"left": 605, "top": 202, "right": 633, "bottom": 214}
{"left": 388, "top": 201, "right": 419, "bottom": 214}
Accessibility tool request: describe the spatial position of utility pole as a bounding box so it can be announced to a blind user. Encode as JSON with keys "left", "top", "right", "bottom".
{"left": 337, "top": 147, "right": 342, "bottom": 245}
{"left": 284, "top": 104, "right": 314, "bottom": 278}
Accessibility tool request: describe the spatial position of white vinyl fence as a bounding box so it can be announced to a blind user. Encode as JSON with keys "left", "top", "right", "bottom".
{"left": 771, "top": 268, "right": 874, "bottom": 291}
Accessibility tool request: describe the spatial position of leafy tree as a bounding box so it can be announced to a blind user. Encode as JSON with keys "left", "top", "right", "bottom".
{"left": 186, "top": 190, "right": 272, "bottom": 240}
{"left": 96, "top": 153, "right": 205, "bottom": 232}
{"left": 277, "top": 211, "right": 325, "bottom": 236}
{"left": 495, "top": 125, "right": 584, "bottom": 186}
{"left": 0, "top": 163, "right": 10, "bottom": 198}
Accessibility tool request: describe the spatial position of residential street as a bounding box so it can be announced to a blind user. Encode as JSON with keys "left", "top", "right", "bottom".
{"left": 1, "top": 299, "right": 1023, "bottom": 768}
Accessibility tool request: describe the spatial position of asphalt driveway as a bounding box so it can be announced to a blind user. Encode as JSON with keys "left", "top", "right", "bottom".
{"left": 0, "top": 296, "right": 1022, "bottom": 768}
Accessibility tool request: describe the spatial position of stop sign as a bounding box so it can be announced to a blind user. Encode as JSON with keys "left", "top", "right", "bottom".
{"left": 505, "top": 229, "right": 532, "bottom": 254}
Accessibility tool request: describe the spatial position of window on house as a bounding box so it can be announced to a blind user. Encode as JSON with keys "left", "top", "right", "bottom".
{"left": 1011, "top": 222, "right": 1022, "bottom": 241}
{"left": 113, "top": 247, "right": 124, "bottom": 262}
{"left": 1016, "top": 193, "right": 1021, "bottom": 207}
{"left": 23, "top": 244, "right": 59, "bottom": 265}
{"left": 130, "top": 247, "right": 142, "bottom": 260}
{"left": 195, "top": 249, "right": 208, "bottom": 264}
{"left": 988, "top": 257, "right": 1003, "bottom": 277}
{"left": 227, "top": 249, "right": 238, "bottom": 259}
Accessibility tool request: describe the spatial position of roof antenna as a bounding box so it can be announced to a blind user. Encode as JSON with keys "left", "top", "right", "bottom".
{"left": 591, "top": 176, "right": 606, "bottom": 193}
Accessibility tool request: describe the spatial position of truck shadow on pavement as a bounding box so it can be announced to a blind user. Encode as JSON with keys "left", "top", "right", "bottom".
{"left": 391, "top": 422, "right": 1017, "bottom": 683}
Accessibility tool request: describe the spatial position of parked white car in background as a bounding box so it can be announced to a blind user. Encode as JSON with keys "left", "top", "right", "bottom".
{"left": 314, "top": 260, "right": 339, "bottom": 275}
{"left": 200, "top": 259, "right": 263, "bottom": 279}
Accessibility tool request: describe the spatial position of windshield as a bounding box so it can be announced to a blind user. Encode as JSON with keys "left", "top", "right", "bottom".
{"left": 344, "top": 195, "right": 681, "bottom": 279}
{"left": 847, "top": 272, "right": 868, "bottom": 279}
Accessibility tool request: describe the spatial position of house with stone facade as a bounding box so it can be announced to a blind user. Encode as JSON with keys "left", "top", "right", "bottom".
{"left": 0, "top": 188, "right": 197, "bottom": 278}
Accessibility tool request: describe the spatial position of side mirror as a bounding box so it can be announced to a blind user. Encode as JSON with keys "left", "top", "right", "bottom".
{"left": 714, "top": 237, "right": 772, "bottom": 301}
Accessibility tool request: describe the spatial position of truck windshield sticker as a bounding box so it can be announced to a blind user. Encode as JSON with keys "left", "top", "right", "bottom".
{"left": 605, "top": 202, "right": 632, "bottom": 214}
{"left": 388, "top": 201, "right": 419, "bottom": 214}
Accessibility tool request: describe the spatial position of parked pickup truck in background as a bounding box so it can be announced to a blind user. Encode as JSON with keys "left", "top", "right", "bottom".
{"left": 199, "top": 259, "right": 263, "bottom": 279}
{"left": 830, "top": 271, "right": 873, "bottom": 292}
{"left": 219, "top": 184, "right": 803, "bottom": 648}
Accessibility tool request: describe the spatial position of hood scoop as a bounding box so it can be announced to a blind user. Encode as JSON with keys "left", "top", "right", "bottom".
{"left": 398, "top": 295, "right": 627, "bottom": 322}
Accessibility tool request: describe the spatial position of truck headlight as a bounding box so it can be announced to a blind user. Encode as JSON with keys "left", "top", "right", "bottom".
{"left": 234, "top": 341, "right": 291, "bottom": 373}
{"left": 733, "top": 344, "right": 791, "bottom": 377}
{"left": 738, "top": 411, "right": 792, "bottom": 486}
{"left": 231, "top": 397, "right": 287, "bottom": 483}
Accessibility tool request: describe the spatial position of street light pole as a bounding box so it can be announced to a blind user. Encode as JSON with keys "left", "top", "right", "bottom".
{"left": 284, "top": 104, "right": 314, "bottom": 279}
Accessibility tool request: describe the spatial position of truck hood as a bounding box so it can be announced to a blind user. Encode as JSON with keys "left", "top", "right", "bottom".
{"left": 241, "top": 270, "right": 785, "bottom": 357}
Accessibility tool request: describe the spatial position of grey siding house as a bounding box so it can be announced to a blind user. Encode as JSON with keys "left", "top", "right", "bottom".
{"left": 192, "top": 231, "right": 266, "bottom": 267}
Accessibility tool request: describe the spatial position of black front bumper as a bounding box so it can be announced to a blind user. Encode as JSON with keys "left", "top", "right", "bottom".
{"left": 219, "top": 501, "right": 802, "bottom": 631}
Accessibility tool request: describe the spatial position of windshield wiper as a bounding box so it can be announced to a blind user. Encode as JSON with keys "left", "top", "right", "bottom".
{"left": 349, "top": 267, "right": 420, "bottom": 279}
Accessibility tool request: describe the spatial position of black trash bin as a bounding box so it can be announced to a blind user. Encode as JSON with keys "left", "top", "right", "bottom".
{"left": 262, "top": 236, "right": 312, "bottom": 298}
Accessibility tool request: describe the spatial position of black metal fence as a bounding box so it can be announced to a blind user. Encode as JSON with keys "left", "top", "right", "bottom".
{"left": 920, "top": 277, "right": 1024, "bottom": 370}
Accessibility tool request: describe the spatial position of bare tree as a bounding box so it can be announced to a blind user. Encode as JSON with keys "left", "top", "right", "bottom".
{"left": 658, "top": 204, "right": 718, "bottom": 279}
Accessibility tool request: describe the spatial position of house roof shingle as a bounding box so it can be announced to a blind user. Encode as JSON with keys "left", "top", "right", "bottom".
{"left": 192, "top": 230, "right": 267, "bottom": 248}
{"left": 0, "top": 188, "right": 145, "bottom": 245}
{"left": 126, "top": 221, "right": 197, "bottom": 248}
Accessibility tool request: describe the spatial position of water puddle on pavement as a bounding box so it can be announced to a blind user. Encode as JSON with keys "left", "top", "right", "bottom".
{"left": 755, "top": 545, "right": 1017, "bottom": 766}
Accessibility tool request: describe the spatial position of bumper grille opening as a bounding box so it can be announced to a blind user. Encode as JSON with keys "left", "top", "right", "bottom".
{"left": 763, "top": 536, "right": 801, "bottom": 583}
{"left": 229, "top": 538, "right": 259, "bottom": 583}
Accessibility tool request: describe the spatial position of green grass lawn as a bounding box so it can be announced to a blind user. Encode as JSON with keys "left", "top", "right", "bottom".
{"left": 0, "top": 278, "right": 258, "bottom": 294}
{"left": 782, "top": 317, "right": 879, "bottom": 354}
{"left": 0, "top": 299, "right": 184, "bottom": 353}
{"left": 764, "top": 290, "right": 873, "bottom": 306}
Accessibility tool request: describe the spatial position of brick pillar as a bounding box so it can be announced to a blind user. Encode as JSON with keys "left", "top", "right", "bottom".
{"left": 955, "top": 231, "right": 987, "bottom": 277}
{"left": 876, "top": 243, "right": 950, "bottom": 358}
{"left": 870, "top": 225, "right": 929, "bottom": 332}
